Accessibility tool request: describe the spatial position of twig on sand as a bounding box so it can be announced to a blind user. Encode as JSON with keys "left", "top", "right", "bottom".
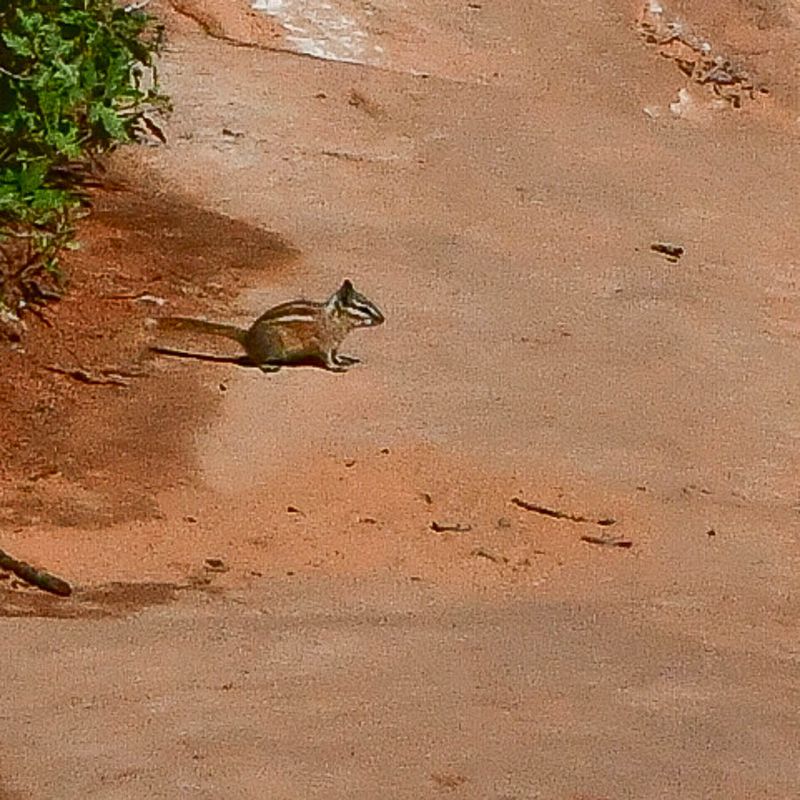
{"left": 471, "top": 547, "right": 507, "bottom": 564}
{"left": 511, "top": 496, "right": 616, "bottom": 527}
{"left": 45, "top": 363, "right": 146, "bottom": 386}
{"left": 650, "top": 242, "right": 684, "bottom": 262}
{"left": 580, "top": 534, "right": 633, "bottom": 549}
{"left": 0, "top": 548, "right": 72, "bottom": 596}
{"left": 430, "top": 521, "right": 472, "bottom": 533}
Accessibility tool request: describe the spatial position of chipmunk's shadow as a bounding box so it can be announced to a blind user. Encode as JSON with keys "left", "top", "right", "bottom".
{"left": 149, "top": 347, "right": 332, "bottom": 372}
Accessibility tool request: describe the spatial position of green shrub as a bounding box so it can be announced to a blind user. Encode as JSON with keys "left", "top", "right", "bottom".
{"left": 0, "top": 0, "right": 167, "bottom": 314}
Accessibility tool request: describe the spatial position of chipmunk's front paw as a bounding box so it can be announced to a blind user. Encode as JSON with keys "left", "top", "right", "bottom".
{"left": 322, "top": 352, "right": 351, "bottom": 372}
{"left": 334, "top": 354, "right": 361, "bottom": 366}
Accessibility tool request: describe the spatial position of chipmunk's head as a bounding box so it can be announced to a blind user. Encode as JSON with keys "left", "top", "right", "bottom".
{"left": 328, "top": 279, "right": 385, "bottom": 327}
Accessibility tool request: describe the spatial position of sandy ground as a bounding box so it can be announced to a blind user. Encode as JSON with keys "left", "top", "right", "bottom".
{"left": 2, "top": 0, "right": 800, "bottom": 797}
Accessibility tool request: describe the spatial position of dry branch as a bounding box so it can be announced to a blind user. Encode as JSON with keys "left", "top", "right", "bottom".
{"left": 0, "top": 548, "right": 72, "bottom": 596}
{"left": 511, "top": 496, "right": 616, "bottom": 527}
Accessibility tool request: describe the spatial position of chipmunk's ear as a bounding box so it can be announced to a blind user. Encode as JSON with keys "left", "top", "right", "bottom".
{"left": 327, "top": 280, "right": 351, "bottom": 311}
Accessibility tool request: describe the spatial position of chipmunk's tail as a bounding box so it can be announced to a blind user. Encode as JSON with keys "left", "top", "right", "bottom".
{"left": 156, "top": 316, "right": 247, "bottom": 344}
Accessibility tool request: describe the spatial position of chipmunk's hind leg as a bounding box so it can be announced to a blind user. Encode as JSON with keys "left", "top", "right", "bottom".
{"left": 243, "top": 325, "right": 285, "bottom": 374}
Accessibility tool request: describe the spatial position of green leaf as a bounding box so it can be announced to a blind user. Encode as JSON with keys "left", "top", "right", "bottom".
{"left": 17, "top": 161, "right": 46, "bottom": 194}
{"left": 2, "top": 31, "right": 34, "bottom": 56}
{"left": 94, "top": 104, "right": 128, "bottom": 139}
{"left": 0, "top": 0, "right": 169, "bottom": 301}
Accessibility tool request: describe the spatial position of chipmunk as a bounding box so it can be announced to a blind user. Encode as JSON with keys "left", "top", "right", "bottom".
{"left": 156, "top": 279, "right": 384, "bottom": 373}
